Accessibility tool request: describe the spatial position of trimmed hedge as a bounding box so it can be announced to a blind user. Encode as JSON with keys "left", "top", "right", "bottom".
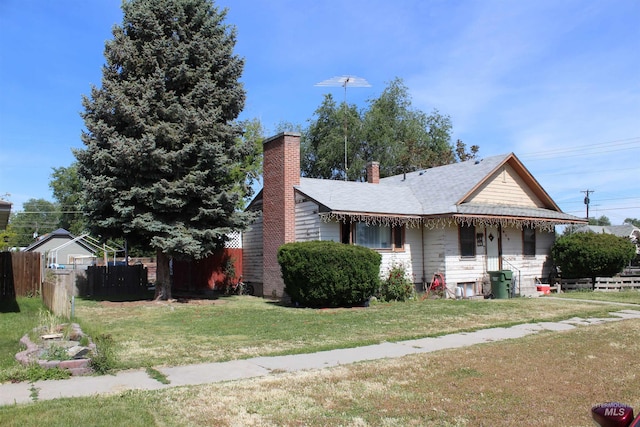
{"left": 278, "top": 241, "right": 381, "bottom": 308}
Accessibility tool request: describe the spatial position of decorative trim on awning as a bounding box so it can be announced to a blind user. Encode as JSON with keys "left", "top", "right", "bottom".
{"left": 430, "top": 215, "right": 561, "bottom": 232}
{"left": 320, "top": 212, "right": 423, "bottom": 228}
{"left": 320, "top": 212, "right": 572, "bottom": 231}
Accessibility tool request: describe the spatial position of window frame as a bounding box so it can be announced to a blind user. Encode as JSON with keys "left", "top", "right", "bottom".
{"left": 459, "top": 224, "right": 476, "bottom": 257}
{"left": 523, "top": 225, "right": 536, "bottom": 256}
{"left": 343, "top": 221, "right": 405, "bottom": 251}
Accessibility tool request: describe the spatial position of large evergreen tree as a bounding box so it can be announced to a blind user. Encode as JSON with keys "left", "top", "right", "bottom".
{"left": 75, "top": 0, "right": 254, "bottom": 299}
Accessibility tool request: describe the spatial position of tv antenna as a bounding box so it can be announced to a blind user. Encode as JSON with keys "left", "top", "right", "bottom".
{"left": 315, "top": 75, "right": 371, "bottom": 180}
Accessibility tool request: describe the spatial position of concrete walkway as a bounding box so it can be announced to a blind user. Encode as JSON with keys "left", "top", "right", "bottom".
{"left": 2, "top": 307, "right": 639, "bottom": 406}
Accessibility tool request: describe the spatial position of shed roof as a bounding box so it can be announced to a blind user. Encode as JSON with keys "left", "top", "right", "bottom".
{"left": 0, "top": 200, "right": 11, "bottom": 230}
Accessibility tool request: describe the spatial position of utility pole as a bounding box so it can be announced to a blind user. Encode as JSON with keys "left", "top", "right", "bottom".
{"left": 581, "top": 189, "right": 594, "bottom": 220}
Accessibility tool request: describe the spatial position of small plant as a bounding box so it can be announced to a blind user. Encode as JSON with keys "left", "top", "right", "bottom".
{"left": 379, "top": 262, "right": 415, "bottom": 302}
{"left": 29, "top": 383, "right": 39, "bottom": 401}
{"left": 145, "top": 367, "right": 170, "bottom": 384}
{"left": 41, "top": 344, "right": 71, "bottom": 361}
{"left": 90, "top": 333, "right": 117, "bottom": 374}
{"left": 37, "top": 309, "right": 64, "bottom": 336}
{"left": 79, "top": 335, "right": 90, "bottom": 347}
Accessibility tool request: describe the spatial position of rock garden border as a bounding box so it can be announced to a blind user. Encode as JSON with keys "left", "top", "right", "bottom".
{"left": 15, "top": 323, "right": 96, "bottom": 376}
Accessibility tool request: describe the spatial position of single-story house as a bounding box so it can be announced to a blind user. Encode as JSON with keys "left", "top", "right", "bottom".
{"left": 573, "top": 224, "right": 640, "bottom": 255}
{"left": 0, "top": 200, "right": 11, "bottom": 230}
{"left": 242, "top": 132, "right": 587, "bottom": 298}
{"left": 23, "top": 228, "right": 97, "bottom": 269}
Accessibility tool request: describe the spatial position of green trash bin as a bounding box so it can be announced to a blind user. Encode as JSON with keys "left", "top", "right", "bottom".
{"left": 489, "top": 270, "right": 512, "bottom": 299}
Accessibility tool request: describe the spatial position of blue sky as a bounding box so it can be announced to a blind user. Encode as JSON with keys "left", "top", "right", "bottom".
{"left": 1, "top": 0, "right": 638, "bottom": 225}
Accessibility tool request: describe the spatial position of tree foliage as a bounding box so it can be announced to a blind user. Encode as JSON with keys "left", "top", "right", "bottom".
{"left": 588, "top": 215, "right": 611, "bottom": 226}
{"left": 302, "top": 77, "right": 478, "bottom": 181}
{"left": 624, "top": 218, "right": 640, "bottom": 227}
{"left": 8, "top": 199, "right": 60, "bottom": 246}
{"left": 50, "top": 164, "right": 86, "bottom": 236}
{"left": 551, "top": 232, "right": 636, "bottom": 287}
{"left": 75, "top": 0, "right": 256, "bottom": 298}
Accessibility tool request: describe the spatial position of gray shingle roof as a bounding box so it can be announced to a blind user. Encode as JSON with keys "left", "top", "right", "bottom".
{"left": 294, "top": 153, "right": 584, "bottom": 224}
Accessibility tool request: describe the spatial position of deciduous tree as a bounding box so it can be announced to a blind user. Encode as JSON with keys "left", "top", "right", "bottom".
{"left": 303, "top": 77, "right": 477, "bottom": 181}
{"left": 50, "top": 163, "right": 86, "bottom": 236}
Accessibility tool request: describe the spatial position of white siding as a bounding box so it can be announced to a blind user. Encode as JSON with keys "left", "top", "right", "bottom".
{"left": 242, "top": 213, "right": 263, "bottom": 284}
{"left": 295, "top": 198, "right": 322, "bottom": 241}
{"left": 423, "top": 227, "right": 447, "bottom": 284}
{"left": 443, "top": 226, "right": 486, "bottom": 295}
{"left": 500, "top": 227, "right": 555, "bottom": 295}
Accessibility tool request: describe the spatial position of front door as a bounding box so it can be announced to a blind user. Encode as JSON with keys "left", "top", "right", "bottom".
{"left": 486, "top": 226, "right": 500, "bottom": 271}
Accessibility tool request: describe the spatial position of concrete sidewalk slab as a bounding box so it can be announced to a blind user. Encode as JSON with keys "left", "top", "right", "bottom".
{"left": 160, "top": 360, "right": 269, "bottom": 386}
{"left": 252, "top": 341, "right": 417, "bottom": 373}
{"left": 0, "top": 369, "right": 168, "bottom": 406}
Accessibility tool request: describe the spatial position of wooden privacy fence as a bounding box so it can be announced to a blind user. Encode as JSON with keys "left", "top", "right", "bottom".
{"left": 86, "top": 264, "right": 148, "bottom": 297}
{"left": 0, "top": 251, "right": 41, "bottom": 299}
{"left": 42, "top": 274, "right": 71, "bottom": 319}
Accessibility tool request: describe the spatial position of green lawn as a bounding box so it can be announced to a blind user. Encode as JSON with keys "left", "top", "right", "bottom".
{"left": 3, "top": 292, "right": 638, "bottom": 376}
{"left": 0, "top": 297, "right": 46, "bottom": 370}
{"left": 67, "top": 293, "right": 638, "bottom": 370}
{"left": 550, "top": 288, "right": 640, "bottom": 304}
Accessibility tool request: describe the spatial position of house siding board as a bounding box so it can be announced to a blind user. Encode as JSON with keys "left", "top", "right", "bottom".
{"left": 500, "top": 228, "right": 555, "bottom": 294}
{"left": 295, "top": 199, "right": 321, "bottom": 242}
{"left": 468, "top": 164, "right": 543, "bottom": 207}
{"left": 242, "top": 214, "right": 264, "bottom": 285}
{"left": 442, "top": 227, "right": 484, "bottom": 293}
{"left": 423, "top": 228, "right": 447, "bottom": 284}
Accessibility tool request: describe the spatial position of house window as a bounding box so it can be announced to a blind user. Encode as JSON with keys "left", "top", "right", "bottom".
{"left": 351, "top": 222, "right": 404, "bottom": 250}
{"left": 340, "top": 222, "right": 351, "bottom": 244}
{"left": 393, "top": 225, "right": 404, "bottom": 250}
{"left": 459, "top": 224, "right": 476, "bottom": 257}
{"left": 523, "top": 226, "right": 536, "bottom": 256}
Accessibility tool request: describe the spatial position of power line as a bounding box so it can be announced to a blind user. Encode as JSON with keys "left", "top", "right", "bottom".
{"left": 518, "top": 137, "right": 640, "bottom": 160}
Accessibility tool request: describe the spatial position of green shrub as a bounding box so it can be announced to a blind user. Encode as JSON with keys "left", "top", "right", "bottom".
{"left": 278, "top": 241, "right": 381, "bottom": 307}
{"left": 551, "top": 232, "right": 636, "bottom": 286}
{"left": 379, "top": 262, "right": 415, "bottom": 301}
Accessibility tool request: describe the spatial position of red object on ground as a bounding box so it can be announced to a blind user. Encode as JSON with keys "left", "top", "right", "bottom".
{"left": 536, "top": 284, "right": 551, "bottom": 295}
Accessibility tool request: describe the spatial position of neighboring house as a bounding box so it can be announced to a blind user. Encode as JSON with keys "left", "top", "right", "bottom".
{"left": 573, "top": 224, "right": 640, "bottom": 255}
{"left": 243, "top": 132, "right": 587, "bottom": 298}
{"left": 23, "top": 228, "right": 97, "bottom": 269}
{"left": 0, "top": 200, "right": 10, "bottom": 230}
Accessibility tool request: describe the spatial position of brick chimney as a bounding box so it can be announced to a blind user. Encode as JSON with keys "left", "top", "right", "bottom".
{"left": 366, "top": 161, "right": 380, "bottom": 184}
{"left": 262, "top": 132, "right": 300, "bottom": 298}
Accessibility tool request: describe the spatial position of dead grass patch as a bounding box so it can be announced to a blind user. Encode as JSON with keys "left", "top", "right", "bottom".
{"left": 149, "top": 318, "right": 640, "bottom": 426}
